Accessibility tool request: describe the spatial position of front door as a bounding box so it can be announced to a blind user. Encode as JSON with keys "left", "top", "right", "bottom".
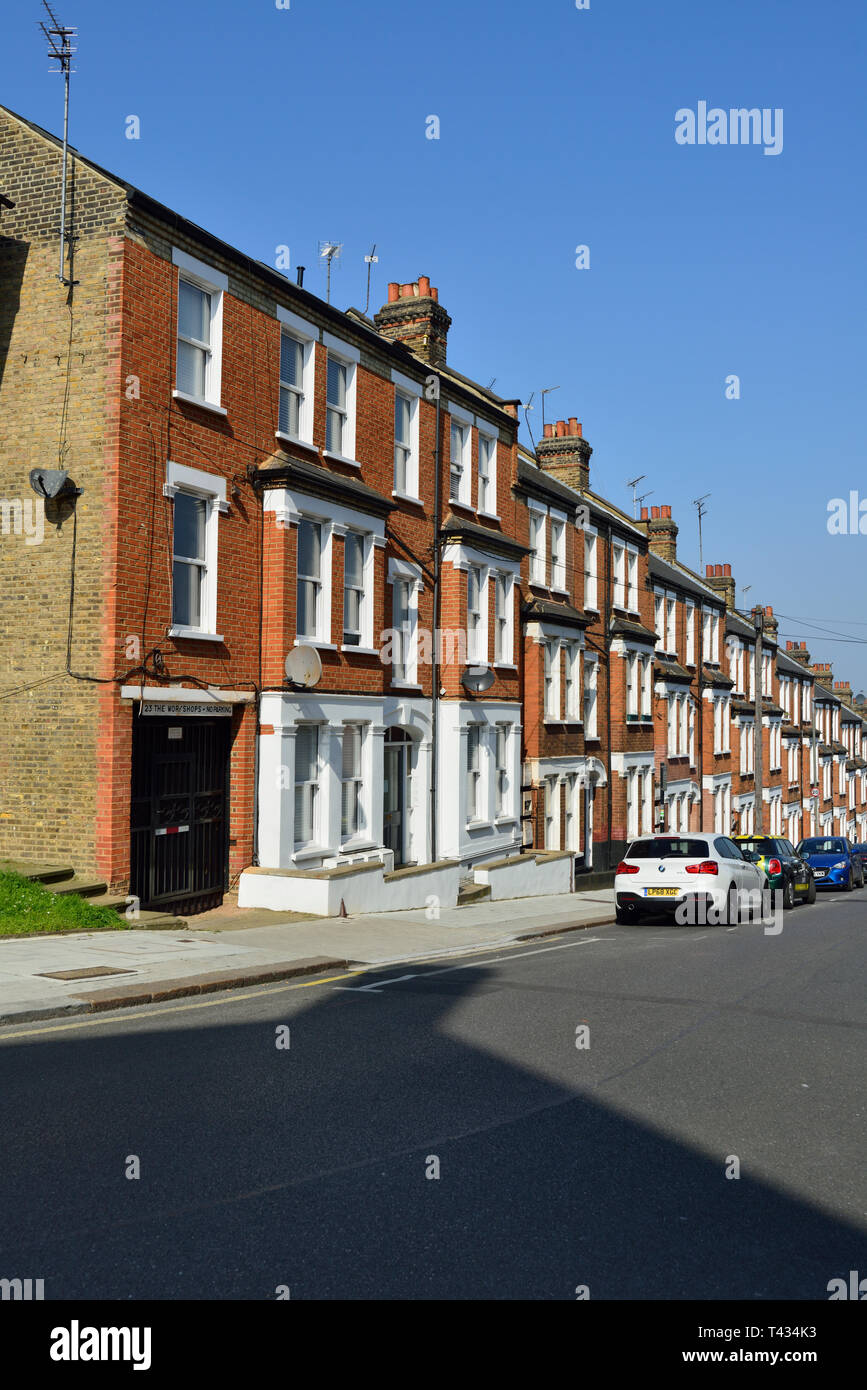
{"left": 130, "top": 713, "right": 230, "bottom": 914}
{"left": 383, "top": 741, "right": 407, "bottom": 866}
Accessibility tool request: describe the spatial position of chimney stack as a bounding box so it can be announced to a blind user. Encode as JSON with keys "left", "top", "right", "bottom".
{"left": 635, "top": 504, "right": 679, "bottom": 562}
{"left": 703, "top": 561, "right": 736, "bottom": 611}
{"left": 374, "top": 276, "right": 452, "bottom": 366}
{"left": 834, "top": 679, "right": 853, "bottom": 707}
{"left": 536, "top": 417, "right": 593, "bottom": 492}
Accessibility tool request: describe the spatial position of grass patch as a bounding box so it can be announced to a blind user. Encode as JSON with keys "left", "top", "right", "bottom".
{"left": 0, "top": 872, "right": 125, "bottom": 937}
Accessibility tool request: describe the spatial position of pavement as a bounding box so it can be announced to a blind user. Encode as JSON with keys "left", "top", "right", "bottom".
{"left": 0, "top": 890, "right": 615, "bottom": 1023}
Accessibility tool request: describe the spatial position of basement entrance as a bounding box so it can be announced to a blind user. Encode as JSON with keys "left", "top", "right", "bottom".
{"left": 130, "top": 710, "right": 231, "bottom": 914}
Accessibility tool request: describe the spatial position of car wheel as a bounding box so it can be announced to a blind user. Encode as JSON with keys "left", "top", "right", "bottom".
{"left": 783, "top": 877, "right": 796, "bottom": 910}
{"left": 805, "top": 878, "right": 817, "bottom": 904}
{"left": 616, "top": 907, "right": 642, "bottom": 926}
{"left": 844, "top": 869, "right": 854, "bottom": 892}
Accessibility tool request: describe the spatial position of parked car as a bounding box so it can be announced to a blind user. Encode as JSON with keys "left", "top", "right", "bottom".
{"left": 731, "top": 835, "right": 816, "bottom": 908}
{"left": 614, "top": 834, "right": 765, "bottom": 926}
{"left": 795, "top": 837, "right": 865, "bottom": 890}
{"left": 851, "top": 844, "right": 867, "bottom": 876}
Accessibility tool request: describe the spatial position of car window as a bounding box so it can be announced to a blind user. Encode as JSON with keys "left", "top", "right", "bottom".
{"left": 734, "top": 838, "right": 773, "bottom": 856}
{"left": 625, "top": 838, "right": 710, "bottom": 859}
{"left": 774, "top": 840, "right": 791, "bottom": 857}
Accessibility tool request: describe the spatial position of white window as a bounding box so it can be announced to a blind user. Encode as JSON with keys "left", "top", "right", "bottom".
{"left": 545, "top": 776, "right": 560, "bottom": 849}
{"left": 584, "top": 657, "right": 598, "bottom": 737}
{"left": 172, "top": 492, "right": 208, "bottom": 630}
{"left": 172, "top": 250, "right": 226, "bottom": 411}
{"left": 279, "top": 333, "right": 305, "bottom": 439}
{"left": 702, "top": 611, "right": 713, "bottom": 663}
{"left": 565, "top": 773, "right": 580, "bottom": 851}
{"left": 679, "top": 693, "right": 688, "bottom": 755}
{"left": 342, "top": 532, "right": 365, "bottom": 647}
{"left": 167, "top": 461, "right": 226, "bottom": 639}
{"left": 626, "top": 768, "right": 639, "bottom": 840}
{"left": 627, "top": 652, "right": 639, "bottom": 717}
{"left": 495, "top": 725, "right": 509, "bottom": 818}
{"left": 326, "top": 355, "right": 349, "bottom": 456}
{"left": 394, "top": 392, "right": 414, "bottom": 496}
{"left": 341, "top": 725, "right": 365, "bottom": 839}
{"left": 467, "top": 725, "right": 482, "bottom": 821}
{"left": 478, "top": 433, "right": 497, "bottom": 515}
{"left": 493, "top": 572, "right": 512, "bottom": 664}
{"left": 544, "top": 641, "right": 561, "bottom": 720}
{"left": 654, "top": 592, "right": 664, "bottom": 641}
{"left": 584, "top": 531, "right": 598, "bottom": 610}
{"left": 711, "top": 614, "right": 720, "bottom": 663}
{"left": 392, "top": 579, "right": 413, "bottom": 683}
{"left": 639, "top": 767, "right": 653, "bottom": 835}
{"left": 467, "top": 566, "right": 485, "bottom": 664}
{"left": 550, "top": 515, "right": 566, "bottom": 591}
{"left": 529, "top": 506, "right": 547, "bottom": 585}
{"left": 685, "top": 603, "right": 695, "bottom": 665}
{"left": 450, "top": 419, "right": 471, "bottom": 504}
{"left": 565, "top": 643, "right": 581, "bottom": 718}
{"left": 714, "top": 697, "right": 724, "bottom": 753}
{"left": 665, "top": 595, "right": 676, "bottom": 654}
{"left": 627, "top": 549, "right": 639, "bottom": 611}
{"left": 297, "top": 518, "right": 323, "bottom": 640}
{"left": 668, "top": 696, "right": 677, "bottom": 754}
{"left": 294, "top": 725, "right": 320, "bottom": 847}
{"left": 641, "top": 655, "right": 653, "bottom": 718}
{"left": 688, "top": 699, "right": 696, "bottom": 765}
{"left": 612, "top": 543, "right": 626, "bottom": 608}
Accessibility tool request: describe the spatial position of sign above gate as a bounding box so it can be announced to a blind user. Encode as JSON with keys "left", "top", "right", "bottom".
{"left": 139, "top": 702, "right": 232, "bottom": 717}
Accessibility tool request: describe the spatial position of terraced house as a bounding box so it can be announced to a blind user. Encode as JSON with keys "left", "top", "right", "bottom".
{"left": 2, "top": 101, "right": 867, "bottom": 920}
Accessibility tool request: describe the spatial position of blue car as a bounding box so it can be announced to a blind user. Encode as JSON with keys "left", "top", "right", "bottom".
{"left": 795, "top": 837, "right": 865, "bottom": 891}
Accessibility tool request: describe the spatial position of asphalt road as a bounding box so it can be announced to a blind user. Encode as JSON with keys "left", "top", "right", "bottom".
{"left": 1, "top": 886, "right": 865, "bottom": 1300}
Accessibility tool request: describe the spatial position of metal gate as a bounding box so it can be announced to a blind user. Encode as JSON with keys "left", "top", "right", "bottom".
{"left": 130, "top": 713, "right": 231, "bottom": 914}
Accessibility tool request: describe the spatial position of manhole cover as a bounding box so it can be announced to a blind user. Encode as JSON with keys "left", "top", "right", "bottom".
{"left": 37, "top": 967, "right": 137, "bottom": 981}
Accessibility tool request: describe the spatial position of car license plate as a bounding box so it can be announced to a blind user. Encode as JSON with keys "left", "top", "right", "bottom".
{"left": 814, "top": 869, "right": 827, "bottom": 877}
{"left": 645, "top": 887, "right": 678, "bottom": 897}
{"left": 795, "top": 882, "right": 808, "bottom": 892}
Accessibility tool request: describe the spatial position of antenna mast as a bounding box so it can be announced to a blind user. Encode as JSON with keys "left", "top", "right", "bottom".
{"left": 626, "top": 474, "right": 646, "bottom": 519}
{"left": 40, "top": 0, "right": 77, "bottom": 285}
{"left": 363, "top": 244, "right": 378, "bottom": 315}
{"left": 693, "top": 492, "right": 711, "bottom": 572}
{"left": 318, "top": 240, "right": 343, "bottom": 305}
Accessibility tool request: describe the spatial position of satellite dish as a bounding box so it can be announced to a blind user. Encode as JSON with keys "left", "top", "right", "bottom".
{"left": 29, "top": 468, "right": 78, "bottom": 500}
{"left": 285, "top": 646, "right": 322, "bottom": 688}
{"left": 462, "top": 666, "right": 495, "bottom": 693}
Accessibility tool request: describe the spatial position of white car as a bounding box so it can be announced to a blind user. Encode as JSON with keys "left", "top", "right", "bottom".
{"left": 614, "top": 833, "right": 766, "bottom": 926}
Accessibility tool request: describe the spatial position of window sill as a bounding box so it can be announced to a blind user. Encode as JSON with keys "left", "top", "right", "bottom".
{"left": 322, "top": 450, "right": 361, "bottom": 470}
{"left": 172, "top": 390, "right": 227, "bottom": 417}
{"left": 295, "top": 638, "right": 337, "bottom": 651}
{"left": 341, "top": 644, "right": 380, "bottom": 656}
{"left": 293, "top": 845, "right": 331, "bottom": 864}
{"left": 551, "top": 586, "right": 570, "bottom": 599}
{"left": 339, "top": 837, "right": 380, "bottom": 854}
{"left": 494, "top": 815, "right": 518, "bottom": 826}
{"left": 275, "top": 430, "right": 317, "bottom": 452}
{"left": 392, "top": 490, "right": 424, "bottom": 506}
{"left": 168, "top": 626, "right": 225, "bottom": 642}
{"left": 478, "top": 510, "right": 501, "bottom": 522}
{"left": 466, "top": 819, "right": 493, "bottom": 831}
{"left": 390, "top": 681, "right": 423, "bottom": 692}
{"left": 448, "top": 498, "right": 475, "bottom": 515}
{"left": 529, "top": 577, "right": 549, "bottom": 591}
{"left": 494, "top": 662, "right": 518, "bottom": 671}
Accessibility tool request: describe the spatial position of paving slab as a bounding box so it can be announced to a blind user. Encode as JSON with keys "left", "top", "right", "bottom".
{"left": 0, "top": 891, "right": 615, "bottom": 1026}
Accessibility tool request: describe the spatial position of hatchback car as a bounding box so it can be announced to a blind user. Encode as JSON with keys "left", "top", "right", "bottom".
{"left": 614, "top": 834, "right": 765, "bottom": 926}
{"left": 731, "top": 835, "right": 816, "bottom": 908}
{"left": 795, "top": 837, "right": 865, "bottom": 890}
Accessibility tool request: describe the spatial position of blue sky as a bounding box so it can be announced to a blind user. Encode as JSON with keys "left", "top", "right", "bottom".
{"left": 4, "top": 0, "right": 867, "bottom": 688}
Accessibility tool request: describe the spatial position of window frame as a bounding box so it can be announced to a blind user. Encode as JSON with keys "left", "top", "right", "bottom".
{"left": 172, "top": 249, "right": 227, "bottom": 414}
{"left": 165, "top": 460, "right": 227, "bottom": 640}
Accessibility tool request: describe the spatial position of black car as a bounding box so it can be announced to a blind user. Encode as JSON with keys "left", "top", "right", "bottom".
{"left": 851, "top": 844, "right": 867, "bottom": 875}
{"left": 732, "top": 835, "right": 816, "bottom": 908}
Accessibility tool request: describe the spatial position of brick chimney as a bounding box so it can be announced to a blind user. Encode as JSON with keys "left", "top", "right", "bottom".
{"left": 834, "top": 679, "right": 853, "bottom": 707}
{"left": 786, "top": 640, "right": 811, "bottom": 667}
{"left": 810, "top": 661, "right": 834, "bottom": 687}
{"left": 374, "top": 277, "right": 452, "bottom": 366}
{"left": 636, "top": 504, "right": 679, "bottom": 562}
{"left": 703, "top": 562, "right": 736, "bottom": 610}
{"left": 536, "top": 418, "right": 593, "bottom": 492}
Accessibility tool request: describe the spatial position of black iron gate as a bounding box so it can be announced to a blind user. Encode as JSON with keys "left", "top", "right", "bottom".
{"left": 130, "top": 713, "right": 231, "bottom": 914}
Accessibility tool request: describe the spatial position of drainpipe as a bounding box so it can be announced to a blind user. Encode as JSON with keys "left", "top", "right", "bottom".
{"left": 430, "top": 377, "right": 443, "bottom": 862}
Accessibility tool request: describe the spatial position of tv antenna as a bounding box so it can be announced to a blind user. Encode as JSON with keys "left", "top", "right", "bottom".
{"left": 741, "top": 584, "right": 752, "bottom": 609}
{"left": 692, "top": 492, "right": 711, "bottom": 572}
{"left": 626, "top": 474, "right": 646, "bottom": 518}
{"left": 40, "top": 0, "right": 78, "bottom": 286}
{"left": 540, "top": 385, "right": 560, "bottom": 434}
{"left": 636, "top": 488, "right": 654, "bottom": 515}
{"left": 363, "top": 244, "right": 378, "bottom": 315}
{"left": 318, "top": 241, "right": 343, "bottom": 304}
{"left": 523, "top": 391, "right": 536, "bottom": 450}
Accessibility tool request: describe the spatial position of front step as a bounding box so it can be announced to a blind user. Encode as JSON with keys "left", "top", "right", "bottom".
{"left": 457, "top": 882, "right": 491, "bottom": 906}
{"left": 49, "top": 876, "right": 108, "bottom": 899}
{"left": 47, "top": 882, "right": 187, "bottom": 930}
{"left": 0, "top": 861, "right": 76, "bottom": 885}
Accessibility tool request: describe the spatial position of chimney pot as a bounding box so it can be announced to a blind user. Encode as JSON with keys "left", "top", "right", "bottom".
{"left": 400, "top": 283, "right": 413, "bottom": 298}
{"left": 706, "top": 564, "right": 713, "bottom": 576}
{"left": 418, "top": 275, "right": 431, "bottom": 296}
{"left": 651, "top": 506, "right": 660, "bottom": 519}
{"left": 641, "top": 507, "right": 649, "bottom": 520}
{"left": 556, "top": 420, "right": 566, "bottom": 437}
{"left": 543, "top": 423, "right": 554, "bottom": 438}
{"left": 387, "top": 282, "right": 400, "bottom": 303}
{"left": 568, "top": 416, "right": 578, "bottom": 434}
{"left": 431, "top": 286, "right": 439, "bottom": 301}
{"left": 723, "top": 563, "right": 731, "bottom": 576}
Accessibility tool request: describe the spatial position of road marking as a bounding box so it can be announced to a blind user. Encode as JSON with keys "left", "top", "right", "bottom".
{"left": 333, "top": 936, "right": 603, "bottom": 991}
